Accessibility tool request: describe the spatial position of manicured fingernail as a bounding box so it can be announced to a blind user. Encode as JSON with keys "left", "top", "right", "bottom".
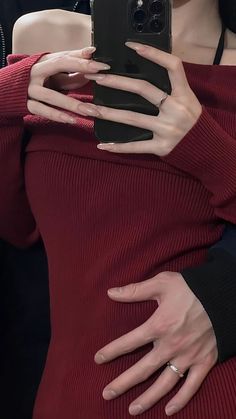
{"left": 85, "top": 74, "right": 106, "bottom": 81}
{"left": 165, "top": 405, "right": 178, "bottom": 416}
{"left": 78, "top": 104, "right": 100, "bottom": 117}
{"left": 94, "top": 353, "right": 106, "bottom": 364}
{"left": 97, "top": 143, "right": 115, "bottom": 150}
{"left": 82, "top": 46, "right": 96, "bottom": 54}
{"left": 129, "top": 404, "right": 144, "bottom": 415}
{"left": 89, "top": 61, "right": 111, "bottom": 71}
{"left": 103, "top": 389, "right": 117, "bottom": 400}
{"left": 108, "top": 287, "right": 123, "bottom": 295}
{"left": 60, "top": 114, "right": 76, "bottom": 124}
{"left": 125, "top": 41, "right": 146, "bottom": 52}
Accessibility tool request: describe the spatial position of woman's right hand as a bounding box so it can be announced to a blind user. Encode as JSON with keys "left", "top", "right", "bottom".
{"left": 27, "top": 47, "right": 110, "bottom": 124}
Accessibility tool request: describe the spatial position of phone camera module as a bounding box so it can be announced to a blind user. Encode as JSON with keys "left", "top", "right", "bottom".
{"left": 149, "top": 15, "right": 164, "bottom": 33}
{"left": 136, "top": 23, "right": 144, "bottom": 32}
{"left": 150, "top": 0, "right": 164, "bottom": 15}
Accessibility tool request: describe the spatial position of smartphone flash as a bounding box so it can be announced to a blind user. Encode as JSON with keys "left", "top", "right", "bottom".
{"left": 137, "top": 0, "right": 144, "bottom": 7}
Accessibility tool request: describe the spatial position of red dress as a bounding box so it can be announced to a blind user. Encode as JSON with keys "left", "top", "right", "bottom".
{"left": 0, "top": 54, "right": 236, "bottom": 419}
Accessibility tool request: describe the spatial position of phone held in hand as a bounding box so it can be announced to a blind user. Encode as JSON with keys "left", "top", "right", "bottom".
{"left": 90, "top": 0, "right": 172, "bottom": 143}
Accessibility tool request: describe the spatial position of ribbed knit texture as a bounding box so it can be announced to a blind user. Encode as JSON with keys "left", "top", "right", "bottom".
{"left": 0, "top": 54, "right": 44, "bottom": 117}
{"left": 0, "top": 55, "right": 236, "bottom": 418}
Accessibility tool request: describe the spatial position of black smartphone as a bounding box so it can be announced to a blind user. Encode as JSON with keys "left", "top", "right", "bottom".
{"left": 90, "top": 0, "right": 172, "bottom": 143}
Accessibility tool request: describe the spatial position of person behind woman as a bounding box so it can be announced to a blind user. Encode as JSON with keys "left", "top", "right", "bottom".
{"left": 1, "top": 0, "right": 236, "bottom": 417}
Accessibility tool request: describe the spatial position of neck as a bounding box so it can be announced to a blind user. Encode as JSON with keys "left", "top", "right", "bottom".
{"left": 172, "top": 0, "right": 222, "bottom": 46}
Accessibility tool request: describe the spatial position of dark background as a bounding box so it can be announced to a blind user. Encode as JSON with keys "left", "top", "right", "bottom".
{"left": 0, "top": 3, "right": 90, "bottom": 419}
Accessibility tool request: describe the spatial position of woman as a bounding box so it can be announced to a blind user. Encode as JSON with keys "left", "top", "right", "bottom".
{"left": 1, "top": 0, "right": 236, "bottom": 417}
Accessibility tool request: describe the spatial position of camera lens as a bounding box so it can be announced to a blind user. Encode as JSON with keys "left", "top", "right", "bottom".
{"left": 133, "top": 8, "right": 147, "bottom": 24}
{"left": 136, "top": 24, "right": 144, "bottom": 32}
{"left": 149, "top": 16, "right": 164, "bottom": 33}
{"left": 150, "top": 0, "right": 164, "bottom": 15}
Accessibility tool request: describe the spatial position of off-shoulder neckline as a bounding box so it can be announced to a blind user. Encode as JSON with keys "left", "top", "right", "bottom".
{"left": 183, "top": 60, "right": 236, "bottom": 69}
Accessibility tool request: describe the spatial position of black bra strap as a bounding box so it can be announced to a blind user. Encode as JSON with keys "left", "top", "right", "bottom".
{"left": 213, "top": 23, "right": 226, "bottom": 65}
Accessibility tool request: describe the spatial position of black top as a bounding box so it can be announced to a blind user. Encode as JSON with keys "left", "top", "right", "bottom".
{"left": 213, "top": 23, "right": 226, "bottom": 65}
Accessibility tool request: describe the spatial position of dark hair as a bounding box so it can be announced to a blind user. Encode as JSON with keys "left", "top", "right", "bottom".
{"left": 219, "top": 0, "right": 236, "bottom": 33}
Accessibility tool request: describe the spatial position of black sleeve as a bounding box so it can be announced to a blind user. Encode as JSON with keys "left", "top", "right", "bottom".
{"left": 181, "top": 224, "right": 236, "bottom": 363}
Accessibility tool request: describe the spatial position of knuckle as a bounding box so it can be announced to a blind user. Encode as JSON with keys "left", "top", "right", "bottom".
{"left": 27, "top": 100, "right": 36, "bottom": 114}
{"left": 103, "top": 74, "right": 113, "bottom": 84}
{"left": 156, "top": 312, "right": 177, "bottom": 336}
{"left": 152, "top": 322, "right": 163, "bottom": 338}
{"left": 40, "top": 90, "right": 51, "bottom": 103}
{"left": 52, "top": 55, "right": 69, "bottom": 68}
{"left": 28, "top": 85, "right": 35, "bottom": 98}
{"left": 140, "top": 366, "right": 152, "bottom": 382}
{"left": 142, "top": 80, "right": 151, "bottom": 91}
{"left": 155, "top": 316, "right": 169, "bottom": 335}
{"left": 133, "top": 80, "right": 149, "bottom": 95}
{"left": 166, "top": 124, "right": 178, "bottom": 137}
{"left": 159, "top": 142, "right": 173, "bottom": 156}
{"left": 28, "top": 85, "right": 41, "bottom": 101}
{"left": 171, "top": 57, "right": 182, "bottom": 71}
{"left": 170, "top": 334, "right": 184, "bottom": 352}
{"left": 51, "top": 110, "right": 60, "bottom": 120}
{"left": 127, "top": 283, "right": 139, "bottom": 298}
{"left": 156, "top": 271, "right": 172, "bottom": 284}
{"left": 126, "top": 113, "right": 136, "bottom": 125}
{"left": 176, "top": 102, "right": 187, "bottom": 114}
{"left": 30, "top": 66, "right": 37, "bottom": 78}
{"left": 203, "top": 351, "right": 218, "bottom": 367}
{"left": 57, "top": 53, "right": 69, "bottom": 62}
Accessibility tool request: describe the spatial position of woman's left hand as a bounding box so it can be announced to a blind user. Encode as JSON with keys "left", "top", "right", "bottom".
{"left": 78, "top": 42, "right": 202, "bottom": 156}
{"left": 94, "top": 272, "right": 218, "bottom": 416}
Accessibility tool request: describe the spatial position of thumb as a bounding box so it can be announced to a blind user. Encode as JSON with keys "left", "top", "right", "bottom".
{"left": 107, "top": 275, "right": 164, "bottom": 302}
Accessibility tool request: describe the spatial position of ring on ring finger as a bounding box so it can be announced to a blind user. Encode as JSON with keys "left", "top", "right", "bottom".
{"left": 155, "top": 92, "right": 169, "bottom": 108}
{"left": 167, "top": 361, "right": 185, "bottom": 378}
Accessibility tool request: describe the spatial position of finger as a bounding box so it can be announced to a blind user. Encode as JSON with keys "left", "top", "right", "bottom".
{"left": 50, "top": 73, "right": 89, "bottom": 90}
{"left": 94, "top": 311, "right": 159, "bottom": 363}
{"left": 32, "top": 56, "right": 110, "bottom": 79}
{"left": 28, "top": 85, "right": 84, "bottom": 115}
{"left": 40, "top": 47, "right": 96, "bottom": 62}
{"left": 102, "top": 347, "right": 170, "bottom": 401}
{"left": 107, "top": 275, "right": 163, "bottom": 302}
{"left": 165, "top": 365, "right": 210, "bottom": 416}
{"left": 68, "top": 46, "right": 96, "bottom": 58}
{"left": 27, "top": 99, "right": 76, "bottom": 124}
{"left": 98, "top": 139, "right": 162, "bottom": 155}
{"left": 84, "top": 73, "right": 168, "bottom": 107}
{"left": 78, "top": 103, "right": 159, "bottom": 133}
{"left": 128, "top": 362, "right": 181, "bottom": 415}
{"left": 125, "top": 42, "right": 189, "bottom": 95}
{"left": 76, "top": 46, "right": 96, "bottom": 58}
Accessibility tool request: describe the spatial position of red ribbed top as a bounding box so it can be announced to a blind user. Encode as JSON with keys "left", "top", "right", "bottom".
{"left": 0, "top": 54, "right": 236, "bottom": 419}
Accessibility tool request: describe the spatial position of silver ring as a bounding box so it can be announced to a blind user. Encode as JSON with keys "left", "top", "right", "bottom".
{"left": 167, "top": 362, "right": 184, "bottom": 378}
{"left": 156, "top": 92, "right": 168, "bottom": 108}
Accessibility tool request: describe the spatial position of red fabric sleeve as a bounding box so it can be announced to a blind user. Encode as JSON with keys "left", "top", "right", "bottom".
{"left": 0, "top": 54, "right": 46, "bottom": 247}
{"left": 162, "top": 107, "right": 236, "bottom": 224}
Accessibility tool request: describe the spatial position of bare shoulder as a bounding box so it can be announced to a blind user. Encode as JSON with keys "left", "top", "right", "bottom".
{"left": 221, "top": 29, "right": 236, "bottom": 65}
{"left": 13, "top": 9, "right": 91, "bottom": 54}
